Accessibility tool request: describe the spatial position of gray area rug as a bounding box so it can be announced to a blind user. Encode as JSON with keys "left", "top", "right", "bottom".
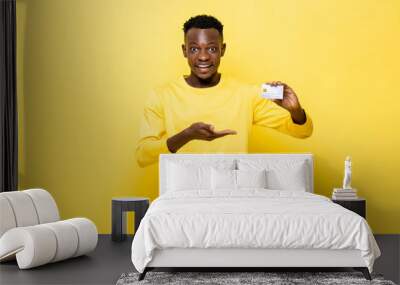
{"left": 116, "top": 271, "right": 396, "bottom": 285}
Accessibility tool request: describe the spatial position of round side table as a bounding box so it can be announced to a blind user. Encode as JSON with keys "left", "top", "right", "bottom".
{"left": 111, "top": 197, "right": 149, "bottom": 242}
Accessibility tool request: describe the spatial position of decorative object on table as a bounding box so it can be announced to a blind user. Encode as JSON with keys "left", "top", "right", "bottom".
{"left": 116, "top": 271, "right": 394, "bottom": 285}
{"left": 332, "top": 198, "right": 366, "bottom": 218}
{"left": 332, "top": 155, "right": 358, "bottom": 200}
{"left": 112, "top": 197, "right": 149, "bottom": 242}
{"left": 0, "top": 189, "right": 98, "bottom": 269}
{"left": 343, "top": 155, "right": 352, "bottom": 189}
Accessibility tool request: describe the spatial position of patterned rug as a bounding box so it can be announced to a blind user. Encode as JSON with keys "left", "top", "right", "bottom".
{"left": 116, "top": 271, "right": 396, "bottom": 285}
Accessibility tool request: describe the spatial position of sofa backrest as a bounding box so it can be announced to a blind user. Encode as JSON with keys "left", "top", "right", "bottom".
{"left": 159, "top": 153, "right": 314, "bottom": 195}
{"left": 0, "top": 189, "right": 60, "bottom": 238}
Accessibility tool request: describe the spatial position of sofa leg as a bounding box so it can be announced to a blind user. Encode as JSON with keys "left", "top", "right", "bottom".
{"left": 354, "top": 267, "right": 371, "bottom": 280}
{"left": 138, "top": 268, "right": 148, "bottom": 281}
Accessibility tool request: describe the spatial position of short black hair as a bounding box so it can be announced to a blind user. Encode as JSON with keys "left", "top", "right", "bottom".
{"left": 183, "top": 15, "right": 223, "bottom": 38}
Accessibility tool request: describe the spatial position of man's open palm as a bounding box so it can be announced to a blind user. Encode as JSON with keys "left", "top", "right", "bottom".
{"left": 186, "top": 122, "right": 237, "bottom": 141}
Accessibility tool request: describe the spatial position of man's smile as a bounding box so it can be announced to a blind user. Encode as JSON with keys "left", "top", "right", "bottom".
{"left": 196, "top": 64, "right": 212, "bottom": 67}
{"left": 195, "top": 64, "right": 213, "bottom": 72}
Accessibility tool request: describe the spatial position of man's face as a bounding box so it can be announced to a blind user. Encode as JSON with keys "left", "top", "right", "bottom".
{"left": 182, "top": 28, "right": 226, "bottom": 80}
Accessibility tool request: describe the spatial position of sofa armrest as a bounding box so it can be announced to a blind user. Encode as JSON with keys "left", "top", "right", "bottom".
{"left": 0, "top": 218, "right": 97, "bottom": 269}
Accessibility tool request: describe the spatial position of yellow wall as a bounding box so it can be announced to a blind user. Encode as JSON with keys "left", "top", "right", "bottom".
{"left": 16, "top": 0, "right": 400, "bottom": 234}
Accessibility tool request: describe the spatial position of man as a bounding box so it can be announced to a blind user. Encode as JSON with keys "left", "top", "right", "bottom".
{"left": 136, "top": 15, "right": 313, "bottom": 167}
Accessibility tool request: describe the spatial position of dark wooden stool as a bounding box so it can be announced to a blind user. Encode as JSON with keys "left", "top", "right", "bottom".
{"left": 111, "top": 197, "right": 149, "bottom": 241}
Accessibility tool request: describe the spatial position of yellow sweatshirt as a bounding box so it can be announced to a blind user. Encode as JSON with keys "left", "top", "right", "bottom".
{"left": 136, "top": 75, "right": 313, "bottom": 167}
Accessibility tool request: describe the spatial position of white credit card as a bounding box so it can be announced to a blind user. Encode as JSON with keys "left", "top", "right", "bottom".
{"left": 261, "top": 83, "right": 284, "bottom": 100}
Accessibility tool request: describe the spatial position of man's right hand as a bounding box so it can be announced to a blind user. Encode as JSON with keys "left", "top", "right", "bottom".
{"left": 185, "top": 122, "right": 236, "bottom": 141}
{"left": 167, "top": 122, "right": 237, "bottom": 153}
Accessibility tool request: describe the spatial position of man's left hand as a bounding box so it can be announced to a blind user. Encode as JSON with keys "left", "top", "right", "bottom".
{"left": 265, "top": 81, "right": 306, "bottom": 124}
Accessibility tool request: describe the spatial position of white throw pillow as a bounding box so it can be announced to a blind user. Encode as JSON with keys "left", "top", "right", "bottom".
{"left": 211, "top": 169, "right": 267, "bottom": 190}
{"left": 237, "top": 159, "right": 309, "bottom": 191}
{"left": 236, "top": 169, "right": 267, "bottom": 188}
{"left": 167, "top": 162, "right": 211, "bottom": 191}
{"left": 211, "top": 168, "right": 236, "bottom": 190}
{"left": 266, "top": 167, "right": 307, "bottom": 191}
{"left": 165, "top": 159, "right": 236, "bottom": 192}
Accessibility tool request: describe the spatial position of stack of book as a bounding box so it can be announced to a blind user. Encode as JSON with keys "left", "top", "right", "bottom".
{"left": 332, "top": 188, "right": 358, "bottom": 200}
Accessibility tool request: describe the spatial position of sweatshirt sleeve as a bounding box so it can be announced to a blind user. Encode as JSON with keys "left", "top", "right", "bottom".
{"left": 252, "top": 92, "right": 313, "bottom": 139}
{"left": 136, "top": 90, "right": 170, "bottom": 167}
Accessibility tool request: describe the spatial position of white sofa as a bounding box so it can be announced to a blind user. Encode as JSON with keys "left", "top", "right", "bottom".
{"left": 0, "top": 189, "right": 98, "bottom": 269}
